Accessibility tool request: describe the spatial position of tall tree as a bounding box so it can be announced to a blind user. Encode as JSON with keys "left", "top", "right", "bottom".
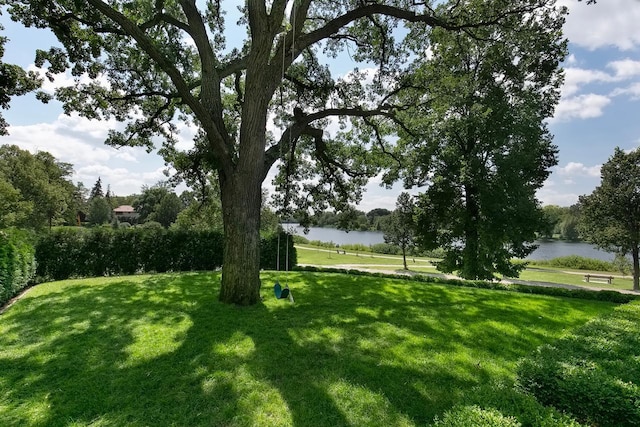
{"left": 390, "top": 0, "right": 565, "bottom": 280}
{"left": 6, "top": 0, "right": 578, "bottom": 304}
{"left": 579, "top": 147, "right": 640, "bottom": 291}
{"left": 383, "top": 192, "right": 416, "bottom": 270}
{"left": 0, "top": 145, "right": 75, "bottom": 229}
{"left": 88, "top": 196, "right": 112, "bottom": 225}
{"left": 89, "top": 177, "right": 104, "bottom": 201}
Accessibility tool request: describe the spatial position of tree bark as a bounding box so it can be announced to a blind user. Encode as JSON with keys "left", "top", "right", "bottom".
{"left": 632, "top": 245, "right": 639, "bottom": 292}
{"left": 462, "top": 183, "right": 480, "bottom": 279}
{"left": 218, "top": 170, "right": 263, "bottom": 305}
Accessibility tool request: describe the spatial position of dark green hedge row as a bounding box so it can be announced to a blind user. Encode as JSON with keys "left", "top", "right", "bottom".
{"left": 295, "top": 265, "right": 638, "bottom": 303}
{"left": 0, "top": 229, "right": 37, "bottom": 307}
{"left": 517, "top": 301, "right": 640, "bottom": 426}
{"left": 36, "top": 227, "right": 295, "bottom": 281}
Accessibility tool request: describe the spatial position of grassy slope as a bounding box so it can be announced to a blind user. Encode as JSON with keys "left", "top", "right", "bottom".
{"left": 0, "top": 272, "right": 616, "bottom": 426}
{"left": 296, "top": 245, "right": 637, "bottom": 291}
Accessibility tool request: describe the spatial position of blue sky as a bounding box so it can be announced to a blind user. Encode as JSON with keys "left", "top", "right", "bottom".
{"left": 1, "top": 0, "right": 639, "bottom": 212}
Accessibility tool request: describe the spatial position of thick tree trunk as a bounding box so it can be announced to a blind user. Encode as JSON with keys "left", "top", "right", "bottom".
{"left": 632, "top": 246, "right": 639, "bottom": 292}
{"left": 218, "top": 171, "right": 263, "bottom": 305}
{"left": 462, "top": 184, "right": 480, "bottom": 279}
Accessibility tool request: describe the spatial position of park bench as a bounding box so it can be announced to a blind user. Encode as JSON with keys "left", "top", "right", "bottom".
{"left": 583, "top": 274, "right": 614, "bottom": 284}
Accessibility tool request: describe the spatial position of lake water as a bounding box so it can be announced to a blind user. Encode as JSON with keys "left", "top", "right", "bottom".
{"left": 284, "top": 224, "right": 615, "bottom": 261}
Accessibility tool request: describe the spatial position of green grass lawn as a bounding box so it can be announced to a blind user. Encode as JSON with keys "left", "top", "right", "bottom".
{"left": 0, "top": 272, "right": 617, "bottom": 426}
{"left": 296, "top": 245, "right": 637, "bottom": 292}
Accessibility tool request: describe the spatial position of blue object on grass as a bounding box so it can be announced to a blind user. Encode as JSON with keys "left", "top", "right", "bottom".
{"left": 274, "top": 281, "right": 290, "bottom": 299}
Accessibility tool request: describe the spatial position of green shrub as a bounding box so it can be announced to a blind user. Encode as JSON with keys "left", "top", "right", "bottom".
{"left": 307, "top": 240, "right": 337, "bottom": 248}
{"left": 0, "top": 229, "right": 37, "bottom": 306}
{"left": 341, "top": 243, "right": 369, "bottom": 252}
{"left": 261, "top": 232, "right": 296, "bottom": 272}
{"left": 292, "top": 235, "right": 309, "bottom": 244}
{"left": 533, "top": 255, "right": 615, "bottom": 272}
{"left": 517, "top": 301, "right": 640, "bottom": 426}
{"left": 369, "top": 242, "right": 401, "bottom": 255}
{"left": 432, "top": 405, "right": 521, "bottom": 427}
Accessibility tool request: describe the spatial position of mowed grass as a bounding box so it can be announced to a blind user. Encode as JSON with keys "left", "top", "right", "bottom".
{"left": 297, "top": 245, "right": 637, "bottom": 292}
{"left": 0, "top": 272, "right": 617, "bottom": 426}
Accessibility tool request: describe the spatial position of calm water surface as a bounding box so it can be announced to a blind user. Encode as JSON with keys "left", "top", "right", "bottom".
{"left": 286, "top": 224, "right": 614, "bottom": 261}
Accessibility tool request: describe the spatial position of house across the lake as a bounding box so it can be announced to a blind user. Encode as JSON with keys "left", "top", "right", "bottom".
{"left": 113, "top": 205, "right": 139, "bottom": 223}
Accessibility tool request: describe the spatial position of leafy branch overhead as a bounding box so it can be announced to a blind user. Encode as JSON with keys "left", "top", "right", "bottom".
{"left": 4, "top": 0, "right": 577, "bottom": 304}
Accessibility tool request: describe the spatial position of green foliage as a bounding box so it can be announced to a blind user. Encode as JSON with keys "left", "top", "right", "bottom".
{"left": 517, "top": 301, "right": 640, "bottom": 426}
{"left": 432, "top": 405, "right": 520, "bottom": 427}
{"left": 308, "top": 240, "right": 337, "bottom": 248}
{"left": 0, "top": 229, "right": 36, "bottom": 306}
{"left": 340, "top": 243, "right": 369, "bottom": 252}
{"left": 34, "top": 227, "right": 293, "bottom": 281}
{"left": 579, "top": 147, "right": 640, "bottom": 290}
{"left": 392, "top": 1, "right": 566, "bottom": 280}
{"left": 260, "top": 232, "right": 296, "bottom": 272}
{"left": 134, "top": 184, "right": 183, "bottom": 227}
{"left": 88, "top": 196, "right": 112, "bottom": 225}
{"left": 383, "top": 192, "right": 417, "bottom": 269}
{"left": 369, "top": 243, "right": 401, "bottom": 255}
{"left": 292, "top": 235, "right": 309, "bottom": 244}
{"left": 613, "top": 252, "right": 633, "bottom": 276}
{"left": 0, "top": 146, "right": 77, "bottom": 229}
{"left": 532, "top": 255, "right": 615, "bottom": 272}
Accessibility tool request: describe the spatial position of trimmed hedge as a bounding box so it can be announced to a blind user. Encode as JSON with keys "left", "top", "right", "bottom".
{"left": 517, "top": 301, "right": 640, "bottom": 426}
{"left": 35, "top": 227, "right": 295, "bottom": 281}
{"left": 0, "top": 229, "right": 37, "bottom": 306}
{"left": 295, "top": 265, "right": 638, "bottom": 303}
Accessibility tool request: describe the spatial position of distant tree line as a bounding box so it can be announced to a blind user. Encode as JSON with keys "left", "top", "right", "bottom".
{"left": 0, "top": 145, "right": 277, "bottom": 233}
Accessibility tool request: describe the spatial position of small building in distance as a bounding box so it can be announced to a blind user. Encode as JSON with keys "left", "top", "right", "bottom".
{"left": 113, "top": 205, "right": 139, "bottom": 223}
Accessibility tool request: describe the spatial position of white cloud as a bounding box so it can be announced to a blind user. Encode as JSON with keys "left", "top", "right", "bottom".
{"left": 557, "top": 162, "right": 601, "bottom": 177}
{"left": 607, "top": 59, "right": 640, "bottom": 79}
{"left": 553, "top": 93, "right": 611, "bottom": 121}
{"left": 560, "top": 0, "right": 640, "bottom": 50}
{"left": 562, "top": 67, "right": 614, "bottom": 97}
{"left": 536, "top": 187, "right": 580, "bottom": 206}
{"left": 611, "top": 82, "right": 640, "bottom": 99}
{"left": 3, "top": 112, "right": 168, "bottom": 196}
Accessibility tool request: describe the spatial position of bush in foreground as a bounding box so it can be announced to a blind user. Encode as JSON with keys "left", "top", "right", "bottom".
{"left": 517, "top": 301, "right": 640, "bottom": 426}
{"left": 432, "top": 405, "right": 520, "bottom": 426}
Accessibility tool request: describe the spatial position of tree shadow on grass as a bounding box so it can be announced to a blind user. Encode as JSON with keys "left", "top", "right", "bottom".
{"left": 0, "top": 272, "right": 615, "bottom": 426}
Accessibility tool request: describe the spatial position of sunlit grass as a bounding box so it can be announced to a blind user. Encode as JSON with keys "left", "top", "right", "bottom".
{"left": 297, "top": 244, "right": 637, "bottom": 292}
{"left": 0, "top": 272, "right": 617, "bottom": 426}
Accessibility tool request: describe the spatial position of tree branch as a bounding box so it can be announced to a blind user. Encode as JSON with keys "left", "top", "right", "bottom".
{"left": 84, "top": 0, "right": 234, "bottom": 177}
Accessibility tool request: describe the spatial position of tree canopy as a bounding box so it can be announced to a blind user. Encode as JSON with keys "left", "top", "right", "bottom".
{"left": 388, "top": 1, "right": 565, "bottom": 280}
{"left": 579, "top": 147, "right": 640, "bottom": 291}
{"left": 5, "top": 0, "right": 577, "bottom": 304}
{"left": 0, "top": 145, "right": 77, "bottom": 229}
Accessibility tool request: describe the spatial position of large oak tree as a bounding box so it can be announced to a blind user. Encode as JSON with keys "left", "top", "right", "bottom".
{"left": 5, "top": 0, "right": 578, "bottom": 304}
